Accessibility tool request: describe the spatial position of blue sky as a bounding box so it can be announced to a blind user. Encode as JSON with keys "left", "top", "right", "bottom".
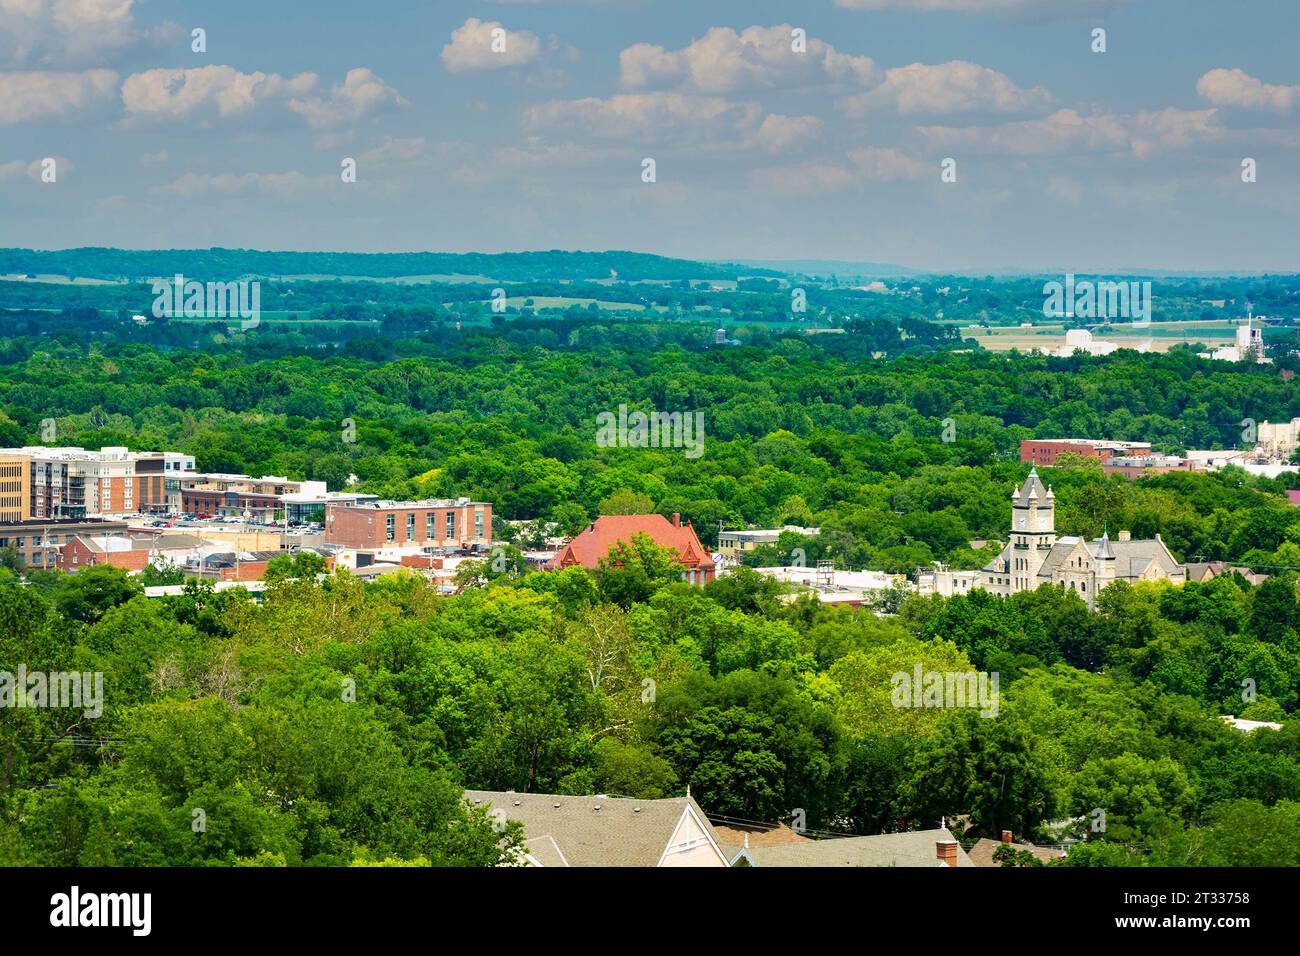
{"left": 1, "top": 0, "right": 1297, "bottom": 272}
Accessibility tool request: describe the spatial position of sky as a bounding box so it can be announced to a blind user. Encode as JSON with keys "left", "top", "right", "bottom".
{"left": 1, "top": 0, "right": 1298, "bottom": 273}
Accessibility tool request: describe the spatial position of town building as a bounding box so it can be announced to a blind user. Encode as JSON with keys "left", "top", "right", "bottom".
{"left": 0, "top": 517, "right": 129, "bottom": 569}
{"left": 1103, "top": 454, "right": 1196, "bottom": 478}
{"left": 715, "top": 525, "right": 817, "bottom": 560}
{"left": 1020, "top": 438, "right": 1153, "bottom": 468}
{"left": 552, "top": 513, "right": 715, "bottom": 584}
{"left": 324, "top": 498, "right": 491, "bottom": 550}
{"left": 1257, "top": 418, "right": 1300, "bottom": 463}
{"left": 967, "top": 468, "right": 1187, "bottom": 606}
{"left": 177, "top": 473, "right": 326, "bottom": 520}
{"left": 747, "top": 563, "right": 904, "bottom": 607}
{"left": 464, "top": 790, "right": 730, "bottom": 867}
{"left": 0, "top": 446, "right": 195, "bottom": 519}
{"left": 726, "top": 828, "right": 974, "bottom": 867}
{"left": 968, "top": 830, "right": 1065, "bottom": 867}
{"left": 1200, "top": 316, "right": 1269, "bottom": 363}
{"left": 57, "top": 532, "right": 208, "bottom": 573}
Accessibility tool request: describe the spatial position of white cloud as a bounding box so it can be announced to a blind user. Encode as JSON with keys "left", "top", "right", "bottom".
{"left": 525, "top": 91, "right": 761, "bottom": 142}
{"left": 441, "top": 18, "right": 541, "bottom": 72}
{"left": 0, "top": 156, "right": 65, "bottom": 180}
{"left": 120, "top": 65, "right": 402, "bottom": 128}
{"left": 121, "top": 65, "right": 317, "bottom": 122}
{"left": 0, "top": 69, "right": 117, "bottom": 124}
{"left": 287, "top": 68, "right": 407, "bottom": 128}
{"left": 0, "top": 0, "right": 177, "bottom": 65}
{"left": 619, "top": 24, "right": 877, "bottom": 94}
{"left": 749, "top": 114, "right": 823, "bottom": 153}
{"left": 1197, "top": 68, "right": 1300, "bottom": 114}
{"left": 140, "top": 148, "right": 167, "bottom": 164}
{"left": 840, "top": 60, "right": 1051, "bottom": 116}
{"left": 917, "top": 106, "right": 1219, "bottom": 158}
{"left": 153, "top": 170, "right": 330, "bottom": 198}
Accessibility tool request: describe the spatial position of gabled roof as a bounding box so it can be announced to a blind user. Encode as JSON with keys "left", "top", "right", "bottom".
{"left": 554, "top": 514, "right": 713, "bottom": 570}
{"left": 968, "top": 838, "right": 1064, "bottom": 867}
{"left": 464, "top": 790, "right": 729, "bottom": 867}
{"left": 736, "top": 828, "right": 974, "bottom": 867}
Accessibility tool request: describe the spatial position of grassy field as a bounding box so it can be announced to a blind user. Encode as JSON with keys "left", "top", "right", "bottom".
{"left": 963, "top": 320, "right": 1239, "bottom": 353}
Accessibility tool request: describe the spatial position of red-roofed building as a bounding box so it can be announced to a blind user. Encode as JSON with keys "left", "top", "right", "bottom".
{"left": 1287, "top": 490, "right": 1300, "bottom": 507}
{"left": 553, "top": 512, "right": 716, "bottom": 585}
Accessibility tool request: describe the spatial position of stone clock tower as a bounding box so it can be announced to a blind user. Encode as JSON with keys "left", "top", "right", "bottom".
{"left": 1010, "top": 467, "right": 1056, "bottom": 592}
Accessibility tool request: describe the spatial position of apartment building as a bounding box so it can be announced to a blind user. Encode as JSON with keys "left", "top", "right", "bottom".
{"left": 324, "top": 498, "right": 492, "bottom": 550}
{"left": 0, "top": 455, "right": 31, "bottom": 522}
{"left": 0, "top": 446, "right": 195, "bottom": 519}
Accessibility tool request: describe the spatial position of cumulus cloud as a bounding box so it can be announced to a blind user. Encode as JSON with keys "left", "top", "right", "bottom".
{"left": 441, "top": 18, "right": 542, "bottom": 72}
{"left": 840, "top": 60, "right": 1052, "bottom": 117}
{"left": 120, "top": 65, "right": 402, "bottom": 128}
{"left": 917, "top": 106, "right": 1219, "bottom": 158}
{"left": 525, "top": 91, "right": 761, "bottom": 142}
{"left": 619, "top": 24, "right": 877, "bottom": 94}
{"left": 0, "top": 0, "right": 177, "bottom": 65}
{"left": 749, "top": 114, "right": 823, "bottom": 153}
{"left": 287, "top": 68, "right": 407, "bottom": 128}
{"left": 1197, "top": 68, "right": 1300, "bottom": 113}
{"left": 0, "top": 69, "right": 117, "bottom": 124}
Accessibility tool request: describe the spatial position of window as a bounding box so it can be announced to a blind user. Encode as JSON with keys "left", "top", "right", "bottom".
{"left": 386, "top": 514, "right": 395, "bottom": 542}
{"left": 475, "top": 509, "right": 483, "bottom": 538}
{"left": 407, "top": 513, "right": 415, "bottom": 539}
{"left": 446, "top": 511, "right": 455, "bottom": 538}
{"left": 426, "top": 512, "right": 435, "bottom": 540}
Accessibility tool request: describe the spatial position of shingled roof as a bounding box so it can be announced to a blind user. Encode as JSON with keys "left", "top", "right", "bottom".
{"left": 552, "top": 513, "right": 713, "bottom": 570}
{"left": 734, "top": 828, "right": 974, "bottom": 867}
{"left": 464, "top": 790, "right": 729, "bottom": 867}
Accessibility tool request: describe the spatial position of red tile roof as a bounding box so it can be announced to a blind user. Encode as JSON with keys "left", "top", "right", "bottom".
{"left": 1287, "top": 490, "right": 1300, "bottom": 506}
{"left": 554, "top": 513, "right": 713, "bottom": 570}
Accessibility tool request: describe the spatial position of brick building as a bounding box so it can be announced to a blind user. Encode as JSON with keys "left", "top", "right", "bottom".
{"left": 324, "top": 498, "right": 492, "bottom": 550}
{"left": 552, "top": 512, "right": 716, "bottom": 585}
{"left": 1020, "top": 439, "right": 1153, "bottom": 468}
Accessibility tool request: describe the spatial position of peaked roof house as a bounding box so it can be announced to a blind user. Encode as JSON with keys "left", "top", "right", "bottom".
{"left": 464, "top": 790, "right": 730, "bottom": 867}
{"left": 968, "top": 830, "right": 1065, "bottom": 867}
{"left": 725, "top": 828, "right": 974, "bottom": 867}
{"left": 551, "top": 513, "right": 716, "bottom": 585}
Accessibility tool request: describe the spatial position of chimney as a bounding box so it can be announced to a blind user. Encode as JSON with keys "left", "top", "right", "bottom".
{"left": 1001, "top": 830, "right": 1013, "bottom": 844}
{"left": 672, "top": 512, "right": 681, "bottom": 528}
{"left": 1118, "top": 530, "right": 1131, "bottom": 542}
{"left": 936, "top": 840, "right": 959, "bottom": 868}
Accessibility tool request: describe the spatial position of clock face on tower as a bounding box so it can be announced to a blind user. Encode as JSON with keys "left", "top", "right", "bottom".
{"left": 1018, "top": 516, "right": 1026, "bottom": 529}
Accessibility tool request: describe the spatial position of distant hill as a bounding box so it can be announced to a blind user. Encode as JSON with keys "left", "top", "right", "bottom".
{"left": 0, "top": 248, "right": 780, "bottom": 283}
{"left": 726, "top": 258, "right": 922, "bottom": 278}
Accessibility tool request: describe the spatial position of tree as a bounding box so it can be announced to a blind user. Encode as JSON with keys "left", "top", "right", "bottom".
{"left": 598, "top": 488, "right": 655, "bottom": 515}
{"left": 55, "top": 564, "right": 143, "bottom": 624}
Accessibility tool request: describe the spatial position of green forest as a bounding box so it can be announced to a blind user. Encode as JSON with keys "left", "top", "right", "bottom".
{"left": 3, "top": 271, "right": 1300, "bottom": 866}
